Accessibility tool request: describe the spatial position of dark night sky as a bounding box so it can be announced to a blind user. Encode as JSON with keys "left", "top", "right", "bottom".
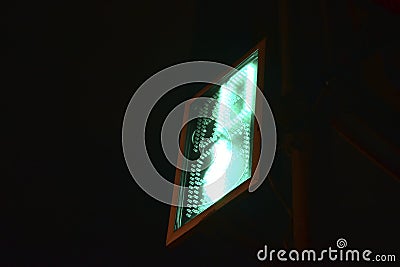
{"left": 4, "top": 0, "right": 400, "bottom": 266}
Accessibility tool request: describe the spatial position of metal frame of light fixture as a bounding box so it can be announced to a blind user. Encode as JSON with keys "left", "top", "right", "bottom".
{"left": 166, "top": 38, "right": 266, "bottom": 247}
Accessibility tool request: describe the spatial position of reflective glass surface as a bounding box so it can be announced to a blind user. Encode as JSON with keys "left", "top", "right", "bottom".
{"left": 174, "top": 51, "right": 258, "bottom": 230}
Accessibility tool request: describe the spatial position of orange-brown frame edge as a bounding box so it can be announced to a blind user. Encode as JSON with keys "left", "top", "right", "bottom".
{"left": 166, "top": 38, "right": 266, "bottom": 247}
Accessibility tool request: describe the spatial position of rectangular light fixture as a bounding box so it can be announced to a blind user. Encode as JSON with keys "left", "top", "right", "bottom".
{"left": 166, "top": 39, "right": 266, "bottom": 246}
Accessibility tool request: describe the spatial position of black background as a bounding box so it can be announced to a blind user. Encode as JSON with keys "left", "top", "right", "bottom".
{"left": 4, "top": 0, "right": 400, "bottom": 266}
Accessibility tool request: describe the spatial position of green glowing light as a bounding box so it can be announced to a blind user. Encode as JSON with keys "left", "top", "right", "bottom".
{"left": 174, "top": 51, "right": 259, "bottom": 230}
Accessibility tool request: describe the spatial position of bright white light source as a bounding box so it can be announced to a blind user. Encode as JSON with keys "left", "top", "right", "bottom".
{"left": 203, "top": 139, "right": 232, "bottom": 203}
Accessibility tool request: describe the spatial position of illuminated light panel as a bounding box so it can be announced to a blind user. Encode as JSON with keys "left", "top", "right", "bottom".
{"left": 174, "top": 51, "right": 259, "bottom": 230}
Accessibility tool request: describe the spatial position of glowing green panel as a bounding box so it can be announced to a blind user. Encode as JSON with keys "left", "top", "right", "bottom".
{"left": 174, "top": 51, "right": 258, "bottom": 230}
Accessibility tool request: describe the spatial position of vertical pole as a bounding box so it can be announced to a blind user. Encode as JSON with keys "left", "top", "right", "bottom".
{"left": 279, "top": 0, "right": 310, "bottom": 249}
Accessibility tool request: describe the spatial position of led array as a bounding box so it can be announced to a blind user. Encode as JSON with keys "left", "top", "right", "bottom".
{"left": 174, "top": 54, "right": 259, "bottom": 229}
{"left": 183, "top": 60, "right": 258, "bottom": 219}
